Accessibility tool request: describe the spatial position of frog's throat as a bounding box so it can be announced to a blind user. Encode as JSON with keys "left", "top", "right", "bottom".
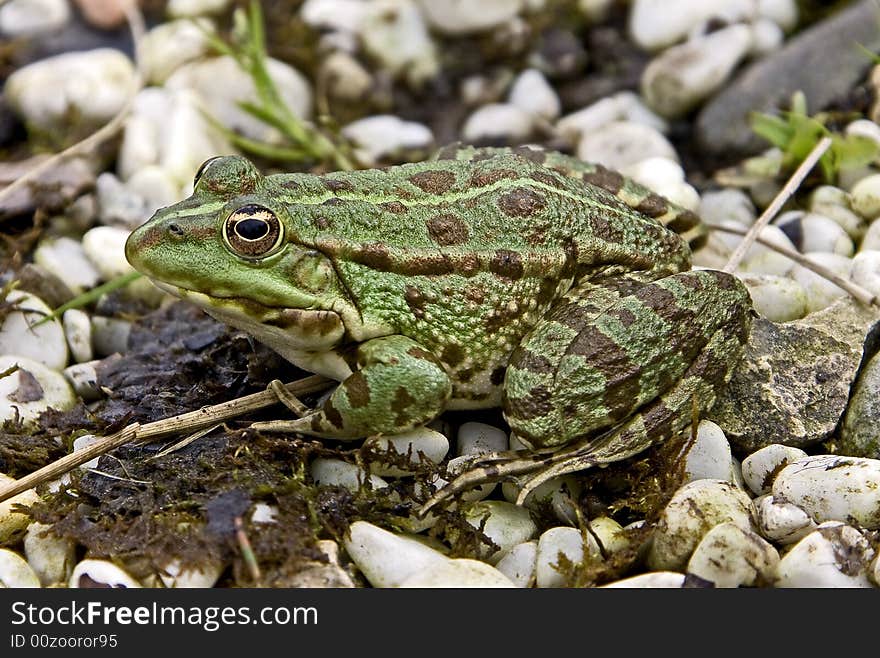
{"left": 151, "top": 280, "right": 357, "bottom": 380}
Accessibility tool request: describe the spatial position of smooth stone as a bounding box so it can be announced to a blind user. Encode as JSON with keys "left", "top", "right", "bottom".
{"left": 577, "top": 0, "right": 614, "bottom": 22}
{"left": 398, "top": 558, "right": 516, "bottom": 587}
{"left": 741, "top": 443, "right": 808, "bottom": 495}
{"left": 840, "top": 346, "right": 880, "bottom": 458}
{"left": 0, "top": 291, "right": 68, "bottom": 370}
{"left": 494, "top": 540, "right": 537, "bottom": 587}
{"left": 752, "top": 494, "right": 817, "bottom": 544}
{"left": 772, "top": 454, "right": 880, "bottom": 528}
{"left": 4, "top": 49, "right": 135, "bottom": 132}
{"left": 62, "top": 360, "right": 102, "bottom": 401}
{"left": 576, "top": 121, "right": 677, "bottom": 171}
{"left": 536, "top": 526, "right": 599, "bottom": 588}
{"left": 0, "top": 355, "right": 76, "bottom": 427}
{"left": 628, "top": 0, "right": 754, "bottom": 50}
{"left": 501, "top": 474, "right": 581, "bottom": 524}
{"left": 310, "top": 458, "right": 388, "bottom": 492}
{"left": 462, "top": 500, "right": 537, "bottom": 560}
{"left": 82, "top": 225, "right": 134, "bottom": 281}
{"left": 699, "top": 188, "right": 756, "bottom": 227}
{"left": 686, "top": 522, "right": 779, "bottom": 587}
{"left": 709, "top": 298, "right": 880, "bottom": 452}
{"left": 33, "top": 236, "right": 101, "bottom": 295}
{"left": 341, "top": 115, "right": 433, "bottom": 166}
{"left": 343, "top": 520, "right": 450, "bottom": 588}
{"left": 641, "top": 24, "right": 753, "bottom": 119}
{"left": 166, "top": 0, "right": 230, "bottom": 17}
{"left": 696, "top": 0, "right": 880, "bottom": 156}
{"left": 72, "top": 0, "right": 126, "bottom": 28}
{"left": 850, "top": 173, "right": 880, "bottom": 220}
{"left": 860, "top": 219, "right": 880, "bottom": 252}
{"left": 678, "top": 419, "right": 736, "bottom": 484}
{"left": 417, "top": 0, "right": 521, "bottom": 35}
{"left": 601, "top": 572, "right": 685, "bottom": 588}
{"left": 619, "top": 157, "right": 700, "bottom": 211}
{"left": 738, "top": 273, "right": 808, "bottom": 322}
{"left": 69, "top": 559, "right": 141, "bottom": 588}
{"left": 443, "top": 455, "right": 496, "bottom": 502}
{"left": 90, "top": 316, "right": 132, "bottom": 357}
{"left": 0, "top": 549, "right": 41, "bottom": 588}
{"left": 775, "top": 212, "right": 854, "bottom": 256}
{"left": 320, "top": 51, "right": 373, "bottom": 101}
{"left": 735, "top": 227, "right": 799, "bottom": 277}
{"left": 157, "top": 559, "right": 223, "bottom": 588}
{"left": 0, "top": 0, "right": 70, "bottom": 36}
{"left": 72, "top": 434, "right": 101, "bottom": 471}
{"left": 588, "top": 516, "right": 629, "bottom": 555}
{"left": 757, "top": 0, "right": 798, "bottom": 30}
{"left": 790, "top": 252, "right": 852, "bottom": 313}
{"left": 647, "top": 479, "right": 755, "bottom": 571}
{"left": 165, "top": 56, "right": 312, "bottom": 143}
{"left": 774, "top": 522, "right": 876, "bottom": 587}
{"left": 749, "top": 17, "right": 784, "bottom": 56}
{"left": 300, "top": 0, "right": 367, "bottom": 33}
{"left": 95, "top": 172, "right": 153, "bottom": 228}
{"left": 808, "top": 186, "right": 865, "bottom": 240}
{"left": 555, "top": 91, "right": 668, "bottom": 144}
{"left": 0, "top": 473, "right": 40, "bottom": 542}
{"left": 458, "top": 421, "right": 508, "bottom": 456}
{"left": 361, "top": 0, "right": 438, "bottom": 84}
{"left": 125, "top": 165, "right": 181, "bottom": 214}
{"left": 24, "top": 522, "right": 75, "bottom": 586}
{"left": 462, "top": 103, "right": 534, "bottom": 143}
{"left": 141, "top": 18, "right": 214, "bottom": 85}
{"left": 846, "top": 119, "right": 880, "bottom": 148}
{"left": 62, "top": 309, "right": 93, "bottom": 364}
{"left": 508, "top": 68, "right": 561, "bottom": 120}
{"left": 250, "top": 503, "right": 278, "bottom": 524}
{"left": 364, "top": 427, "right": 449, "bottom": 476}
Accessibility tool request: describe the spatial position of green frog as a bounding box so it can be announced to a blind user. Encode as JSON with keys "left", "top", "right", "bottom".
{"left": 124, "top": 145, "right": 752, "bottom": 509}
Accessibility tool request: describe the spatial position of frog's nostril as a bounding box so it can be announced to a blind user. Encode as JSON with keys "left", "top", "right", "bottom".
{"left": 168, "top": 223, "right": 184, "bottom": 237}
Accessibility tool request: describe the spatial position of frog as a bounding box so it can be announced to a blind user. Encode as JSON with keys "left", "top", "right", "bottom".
{"left": 124, "top": 144, "right": 752, "bottom": 511}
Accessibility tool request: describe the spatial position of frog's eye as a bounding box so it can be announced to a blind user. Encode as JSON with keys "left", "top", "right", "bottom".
{"left": 193, "top": 156, "right": 224, "bottom": 187}
{"left": 223, "top": 204, "right": 284, "bottom": 259}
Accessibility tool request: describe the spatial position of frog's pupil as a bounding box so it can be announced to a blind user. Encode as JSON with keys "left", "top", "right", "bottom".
{"left": 236, "top": 218, "right": 269, "bottom": 240}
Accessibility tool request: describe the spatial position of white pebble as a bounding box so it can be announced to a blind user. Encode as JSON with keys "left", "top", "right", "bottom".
{"left": 361, "top": 0, "right": 438, "bottom": 84}
{"left": 33, "top": 236, "right": 101, "bottom": 294}
{"left": 738, "top": 273, "right": 808, "bottom": 322}
{"left": 576, "top": 121, "right": 677, "bottom": 171}
{"left": 589, "top": 516, "right": 629, "bottom": 554}
{"left": 140, "top": 18, "right": 214, "bottom": 85}
{"left": 699, "top": 188, "right": 756, "bottom": 227}
{"left": 846, "top": 119, "right": 880, "bottom": 150}
{"left": 495, "top": 541, "right": 537, "bottom": 587}
{"left": 0, "top": 0, "right": 69, "bottom": 37}
{"left": 577, "top": 0, "right": 614, "bottom": 22}
{"left": 310, "top": 458, "right": 388, "bottom": 493}
{"left": 757, "top": 0, "right": 798, "bottom": 31}
{"left": 166, "top": 0, "right": 230, "bottom": 17}
{"left": 0, "top": 549, "right": 40, "bottom": 588}
{"left": 641, "top": 25, "right": 753, "bottom": 118}
{"left": 82, "top": 226, "right": 135, "bottom": 281}
{"left": 125, "top": 165, "right": 181, "bottom": 212}
{"left": 556, "top": 92, "right": 668, "bottom": 144}
{"left": 851, "top": 250, "right": 880, "bottom": 300}
{"left": 0, "top": 291, "right": 68, "bottom": 370}
{"left": 601, "top": 571, "right": 685, "bottom": 588}
{"left": 536, "top": 526, "right": 599, "bottom": 588}
{"left": 861, "top": 218, "right": 880, "bottom": 252}
{"left": 457, "top": 421, "right": 508, "bottom": 456}
{"left": 774, "top": 522, "right": 875, "bottom": 587}
{"left": 62, "top": 360, "right": 102, "bottom": 402}
{"left": 741, "top": 443, "right": 808, "bottom": 495}
{"left": 749, "top": 18, "right": 784, "bottom": 56}
{"left": 463, "top": 501, "right": 537, "bottom": 561}
{"left": 736, "top": 224, "right": 798, "bottom": 276}
{"left": 417, "top": 0, "right": 522, "bottom": 35}
{"left": 341, "top": 115, "right": 433, "bottom": 166}
{"left": 69, "top": 559, "right": 141, "bottom": 588}
{"left": 808, "top": 186, "right": 865, "bottom": 240}
{"left": 752, "top": 494, "right": 816, "bottom": 544}
{"left": 462, "top": 103, "right": 534, "bottom": 143}
{"left": 95, "top": 172, "right": 152, "bottom": 228}
{"left": 343, "top": 520, "right": 448, "bottom": 587}
{"left": 776, "top": 212, "right": 854, "bottom": 256}
{"left": 90, "top": 317, "right": 132, "bottom": 357}
{"left": 647, "top": 479, "right": 755, "bottom": 571}
{"left": 4, "top": 49, "right": 135, "bottom": 132}
{"left": 628, "top": 0, "right": 754, "bottom": 50}
{"left": 250, "top": 503, "right": 278, "bottom": 525}
{"left": 0, "top": 355, "right": 76, "bottom": 428}
{"left": 398, "top": 558, "right": 516, "bottom": 587}
{"left": 443, "top": 456, "right": 496, "bottom": 502}
{"left": 0, "top": 473, "right": 39, "bottom": 542}
{"left": 157, "top": 559, "right": 223, "bottom": 588}
{"left": 24, "top": 522, "right": 75, "bottom": 586}
{"left": 620, "top": 157, "right": 700, "bottom": 211}
{"left": 508, "top": 69, "right": 560, "bottom": 121}
{"left": 301, "top": 0, "right": 367, "bottom": 32}
{"left": 364, "top": 427, "right": 449, "bottom": 476}
{"left": 772, "top": 454, "right": 880, "bottom": 528}
{"left": 790, "top": 252, "right": 852, "bottom": 313}
{"left": 62, "top": 309, "right": 93, "bottom": 364}
{"left": 72, "top": 434, "right": 101, "bottom": 471}
{"left": 850, "top": 173, "right": 880, "bottom": 219}
{"left": 501, "top": 474, "right": 580, "bottom": 524}
{"left": 678, "top": 419, "right": 736, "bottom": 483}
{"left": 321, "top": 51, "right": 373, "bottom": 101}
{"left": 686, "top": 522, "right": 779, "bottom": 587}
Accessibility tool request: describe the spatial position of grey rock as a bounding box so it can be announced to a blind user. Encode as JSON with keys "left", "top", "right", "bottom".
{"left": 840, "top": 349, "right": 880, "bottom": 458}
{"left": 709, "top": 298, "right": 880, "bottom": 452}
{"left": 696, "top": 0, "right": 880, "bottom": 156}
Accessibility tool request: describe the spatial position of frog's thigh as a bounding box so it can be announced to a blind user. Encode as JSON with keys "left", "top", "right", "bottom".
{"left": 284, "top": 335, "right": 452, "bottom": 439}
{"left": 504, "top": 269, "right": 751, "bottom": 448}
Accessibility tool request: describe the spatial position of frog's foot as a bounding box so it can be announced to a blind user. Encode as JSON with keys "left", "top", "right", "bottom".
{"left": 253, "top": 335, "right": 452, "bottom": 439}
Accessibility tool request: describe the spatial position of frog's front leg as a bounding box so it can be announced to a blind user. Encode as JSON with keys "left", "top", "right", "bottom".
{"left": 258, "top": 335, "right": 452, "bottom": 439}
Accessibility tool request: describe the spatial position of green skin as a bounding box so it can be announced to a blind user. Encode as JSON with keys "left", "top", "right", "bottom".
{"left": 125, "top": 145, "right": 752, "bottom": 493}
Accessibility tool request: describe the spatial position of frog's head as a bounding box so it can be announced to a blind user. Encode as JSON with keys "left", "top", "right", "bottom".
{"left": 125, "top": 155, "right": 353, "bottom": 353}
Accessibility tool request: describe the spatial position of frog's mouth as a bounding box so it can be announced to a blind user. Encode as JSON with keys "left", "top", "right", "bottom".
{"left": 150, "top": 280, "right": 346, "bottom": 353}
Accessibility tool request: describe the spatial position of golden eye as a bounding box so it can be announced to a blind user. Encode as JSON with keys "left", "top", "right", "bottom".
{"left": 193, "top": 156, "right": 224, "bottom": 187}
{"left": 223, "top": 204, "right": 283, "bottom": 258}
